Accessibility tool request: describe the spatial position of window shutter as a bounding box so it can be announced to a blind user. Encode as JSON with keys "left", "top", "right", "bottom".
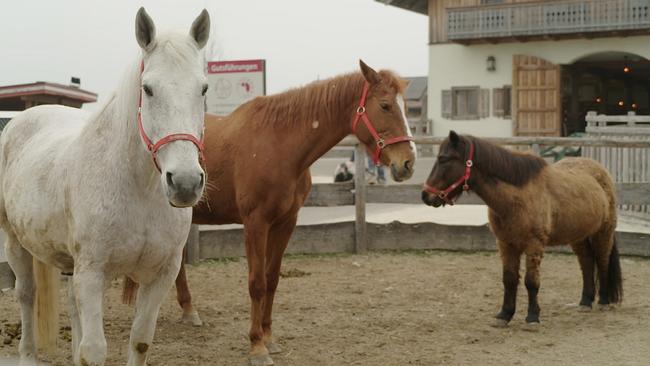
{"left": 493, "top": 88, "right": 504, "bottom": 117}
{"left": 479, "top": 88, "right": 490, "bottom": 118}
{"left": 503, "top": 85, "right": 512, "bottom": 118}
{"left": 441, "top": 90, "right": 452, "bottom": 118}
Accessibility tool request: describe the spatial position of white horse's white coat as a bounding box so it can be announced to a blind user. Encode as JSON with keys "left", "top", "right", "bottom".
{"left": 0, "top": 8, "right": 210, "bottom": 366}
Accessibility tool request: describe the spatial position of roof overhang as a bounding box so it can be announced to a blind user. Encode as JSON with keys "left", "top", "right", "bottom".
{"left": 375, "top": 0, "right": 427, "bottom": 15}
{"left": 0, "top": 82, "right": 97, "bottom": 103}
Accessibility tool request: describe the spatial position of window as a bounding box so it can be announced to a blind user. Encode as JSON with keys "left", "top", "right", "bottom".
{"left": 442, "top": 87, "right": 489, "bottom": 120}
{"left": 493, "top": 85, "right": 511, "bottom": 119}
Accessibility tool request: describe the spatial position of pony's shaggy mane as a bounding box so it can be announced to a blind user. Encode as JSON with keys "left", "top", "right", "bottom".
{"left": 468, "top": 135, "right": 548, "bottom": 186}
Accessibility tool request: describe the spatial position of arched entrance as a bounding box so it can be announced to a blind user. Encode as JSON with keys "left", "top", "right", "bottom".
{"left": 562, "top": 52, "right": 650, "bottom": 135}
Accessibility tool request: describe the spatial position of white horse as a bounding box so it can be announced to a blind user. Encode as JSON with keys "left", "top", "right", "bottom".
{"left": 0, "top": 8, "right": 210, "bottom": 366}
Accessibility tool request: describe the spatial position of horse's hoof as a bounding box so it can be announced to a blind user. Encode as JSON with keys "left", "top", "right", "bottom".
{"left": 523, "top": 321, "right": 541, "bottom": 332}
{"left": 250, "top": 354, "right": 274, "bottom": 366}
{"left": 266, "top": 342, "right": 282, "bottom": 354}
{"left": 490, "top": 318, "right": 509, "bottom": 328}
{"left": 597, "top": 303, "right": 614, "bottom": 311}
{"left": 578, "top": 305, "right": 592, "bottom": 312}
{"left": 181, "top": 310, "right": 203, "bottom": 327}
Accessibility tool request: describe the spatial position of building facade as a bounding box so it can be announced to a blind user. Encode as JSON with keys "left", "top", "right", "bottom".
{"left": 379, "top": 0, "right": 650, "bottom": 137}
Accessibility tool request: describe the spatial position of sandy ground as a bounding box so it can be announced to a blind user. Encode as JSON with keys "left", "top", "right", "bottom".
{"left": 1, "top": 250, "right": 649, "bottom": 366}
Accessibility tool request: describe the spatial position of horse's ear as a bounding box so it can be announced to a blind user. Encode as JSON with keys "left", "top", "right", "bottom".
{"left": 449, "top": 130, "right": 460, "bottom": 146}
{"left": 190, "top": 9, "right": 211, "bottom": 50}
{"left": 359, "top": 59, "right": 380, "bottom": 84}
{"left": 135, "top": 7, "right": 156, "bottom": 50}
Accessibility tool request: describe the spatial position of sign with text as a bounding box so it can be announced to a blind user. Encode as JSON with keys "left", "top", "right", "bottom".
{"left": 205, "top": 59, "right": 266, "bottom": 116}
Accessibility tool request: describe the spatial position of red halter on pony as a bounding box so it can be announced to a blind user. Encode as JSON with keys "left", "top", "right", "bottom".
{"left": 423, "top": 141, "right": 475, "bottom": 205}
{"left": 137, "top": 61, "right": 205, "bottom": 172}
{"left": 351, "top": 82, "right": 413, "bottom": 165}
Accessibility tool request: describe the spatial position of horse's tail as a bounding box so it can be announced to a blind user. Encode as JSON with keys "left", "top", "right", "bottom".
{"left": 607, "top": 236, "right": 623, "bottom": 304}
{"left": 33, "top": 258, "right": 60, "bottom": 353}
{"left": 122, "top": 276, "right": 139, "bottom": 305}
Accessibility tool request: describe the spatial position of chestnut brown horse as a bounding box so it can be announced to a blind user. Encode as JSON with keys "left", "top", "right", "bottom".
{"left": 125, "top": 60, "right": 416, "bottom": 365}
{"left": 422, "top": 131, "right": 622, "bottom": 327}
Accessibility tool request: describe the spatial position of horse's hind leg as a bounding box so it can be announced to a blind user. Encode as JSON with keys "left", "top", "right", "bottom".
{"left": 261, "top": 213, "right": 299, "bottom": 355}
{"left": 67, "top": 278, "right": 82, "bottom": 359}
{"left": 4, "top": 232, "right": 37, "bottom": 363}
{"left": 591, "top": 228, "right": 621, "bottom": 306}
{"left": 570, "top": 240, "right": 596, "bottom": 309}
{"left": 494, "top": 240, "right": 521, "bottom": 327}
{"left": 176, "top": 252, "right": 202, "bottom": 326}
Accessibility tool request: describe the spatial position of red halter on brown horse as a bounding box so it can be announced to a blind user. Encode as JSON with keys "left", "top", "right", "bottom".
{"left": 123, "top": 60, "right": 416, "bottom": 366}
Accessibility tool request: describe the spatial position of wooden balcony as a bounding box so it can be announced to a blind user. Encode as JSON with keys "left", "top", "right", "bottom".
{"left": 447, "top": 0, "right": 650, "bottom": 44}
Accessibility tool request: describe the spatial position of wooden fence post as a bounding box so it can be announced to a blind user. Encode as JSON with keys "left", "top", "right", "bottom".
{"left": 186, "top": 224, "right": 200, "bottom": 264}
{"left": 354, "top": 144, "right": 367, "bottom": 253}
{"left": 531, "top": 143, "right": 540, "bottom": 156}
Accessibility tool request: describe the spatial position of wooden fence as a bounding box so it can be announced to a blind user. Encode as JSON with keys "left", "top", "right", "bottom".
{"left": 3, "top": 136, "right": 650, "bottom": 289}
{"left": 185, "top": 135, "right": 650, "bottom": 263}
{"left": 585, "top": 111, "right": 650, "bottom": 219}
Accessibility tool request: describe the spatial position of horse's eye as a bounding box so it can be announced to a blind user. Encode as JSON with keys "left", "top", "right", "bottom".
{"left": 201, "top": 84, "right": 209, "bottom": 96}
{"left": 143, "top": 85, "right": 153, "bottom": 97}
{"left": 380, "top": 102, "right": 390, "bottom": 112}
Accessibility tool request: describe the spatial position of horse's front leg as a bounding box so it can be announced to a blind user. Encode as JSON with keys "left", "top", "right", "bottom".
{"left": 524, "top": 246, "right": 544, "bottom": 325}
{"left": 243, "top": 216, "right": 273, "bottom": 366}
{"left": 493, "top": 241, "right": 521, "bottom": 327}
{"left": 73, "top": 267, "right": 107, "bottom": 366}
{"left": 67, "top": 279, "right": 82, "bottom": 360}
{"left": 127, "top": 259, "right": 180, "bottom": 366}
{"left": 262, "top": 213, "right": 299, "bottom": 355}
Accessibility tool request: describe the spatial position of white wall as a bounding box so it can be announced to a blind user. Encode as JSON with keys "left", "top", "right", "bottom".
{"left": 428, "top": 35, "right": 650, "bottom": 137}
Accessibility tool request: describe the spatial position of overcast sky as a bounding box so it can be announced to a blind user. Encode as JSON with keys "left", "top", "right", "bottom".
{"left": 0, "top": 0, "right": 427, "bottom": 109}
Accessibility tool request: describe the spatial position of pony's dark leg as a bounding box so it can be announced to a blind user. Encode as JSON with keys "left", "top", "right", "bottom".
{"left": 524, "top": 247, "right": 544, "bottom": 324}
{"left": 243, "top": 216, "right": 273, "bottom": 366}
{"left": 570, "top": 240, "right": 596, "bottom": 308}
{"left": 591, "top": 229, "right": 620, "bottom": 306}
{"left": 261, "top": 212, "right": 299, "bottom": 354}
{"left": 175, "top": 256, "right": 202, "bottom": 326}
{"left": 495, "top": 241, "right": 521, "bottom": 326}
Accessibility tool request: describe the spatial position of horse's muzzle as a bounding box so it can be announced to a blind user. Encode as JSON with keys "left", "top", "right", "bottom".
{"left": 421, "top": 190, "right": 443, "bottom": 208}
{"left": 165, "top": 170, "right": 205, "bottom": 207}
{"left": 390, "top": 160, "right": 414, "bottom": 182}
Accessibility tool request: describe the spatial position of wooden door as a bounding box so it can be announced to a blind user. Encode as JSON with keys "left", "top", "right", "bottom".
{"left": 512, "top": 55, "right": 561, "bottom": 136}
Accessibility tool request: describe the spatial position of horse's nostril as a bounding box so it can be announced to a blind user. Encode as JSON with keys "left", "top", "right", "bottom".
{"left": 199, "top": 172, "right": 205, "bottom": 188}
{"left": 166, "top": 172, "right": 174, "bottom": 187}
{"left": 404, "top": 160, "right": 413, "bottom": 172}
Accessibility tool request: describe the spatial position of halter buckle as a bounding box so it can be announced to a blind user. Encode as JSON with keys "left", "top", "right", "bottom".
{"left": 466, "top": 160, "right": 473, "bottom": 167}
{"left": 438, "top": 192, "right": 447, "bottom": 199}
{"left": 377, "top": 139, "right": 386, "bottom": 149}
{"left": 356, "top": 106, "right": 366, "bottom": 114}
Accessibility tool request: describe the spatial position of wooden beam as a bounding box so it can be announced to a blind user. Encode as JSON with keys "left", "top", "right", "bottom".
{"left": 354, "top": 144, "right": 367, "bottom": 253}
{"left": 305, "top": 182, "right": 353, "bottom": 206}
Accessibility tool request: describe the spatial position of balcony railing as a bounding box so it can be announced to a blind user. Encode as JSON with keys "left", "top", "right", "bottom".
{"left": 447, "top": 0, "right": 650, "bottom": 42}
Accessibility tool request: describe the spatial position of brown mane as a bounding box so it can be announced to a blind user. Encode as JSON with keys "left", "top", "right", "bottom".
{"left": 239, "top": 69, "right": 405, "bottom": 128}
{"left": 468, "top": 135, "right": 547, "bottom": 186}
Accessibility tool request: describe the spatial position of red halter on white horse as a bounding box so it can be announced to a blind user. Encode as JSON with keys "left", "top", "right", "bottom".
{"left": 351, "top": 82, "right": 413, "bottom": 165}
{"left": 137, "top": 61, "right": 205, "bottom": 172}
{"left": 423, "top": 141, "right": 475, "bottom": 205}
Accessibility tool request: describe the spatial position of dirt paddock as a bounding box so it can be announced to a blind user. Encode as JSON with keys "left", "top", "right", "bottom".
{"left": 1, "top": 250, "right": 649, "bottom": 365}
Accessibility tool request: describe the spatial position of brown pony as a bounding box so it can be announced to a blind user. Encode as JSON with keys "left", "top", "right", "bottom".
{"left": 125, "top": 60, "right": 416, "bottom": 365}
{"left": 422, "top": 131, "right": 622, "bottom": 327}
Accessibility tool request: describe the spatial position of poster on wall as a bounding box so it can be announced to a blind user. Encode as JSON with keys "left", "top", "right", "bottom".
{"left": 205, "top": 59, "right": 266, "bottom": 116}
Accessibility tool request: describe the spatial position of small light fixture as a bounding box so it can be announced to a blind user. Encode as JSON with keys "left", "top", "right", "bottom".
{"left": 595, "top": 97, "right": 602, "bottom": 103}
{"left": 623, "top": 56, "right": 631, "bottom": 73}
{"left": 486, "top": 56, "right": 496, "bottom": 72}
{"left": 618, "top": 100, "right": 625, "bottom": 107}
{"left": 632, "top": 102, "right": 638, "bottom": 109}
